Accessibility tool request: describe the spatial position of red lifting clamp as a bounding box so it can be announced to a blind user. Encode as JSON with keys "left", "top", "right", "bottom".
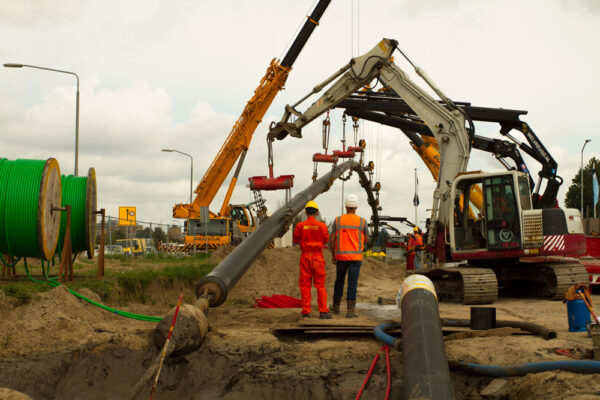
{"left": 347, "top": 146, "right": 364, "bottom": 153}
{"left": 333, "top": 149, "right": 356, "bottom": 159}
{"left": 248, "top": 175, "right": 294, "bottom": 191}
{"left": 249, "top": 139, "right": 295, "bottom": 191}
{"left": 313, "top": 153, "right": 339, "bottom": 163}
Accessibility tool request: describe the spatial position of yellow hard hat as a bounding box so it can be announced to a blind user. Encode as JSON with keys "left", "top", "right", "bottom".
{"left": 305, "top": 200, "right": 319, "bottom": 210}
{"left": 413, "top": 226, "right": 419, "bottom": 232}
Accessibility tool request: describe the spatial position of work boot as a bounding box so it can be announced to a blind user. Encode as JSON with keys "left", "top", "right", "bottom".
{"left": 319, "top": 312, "right": 333, "bottom": 319}
{"left": 346, "top": 300, "right": 358, "bottom": 318}
{"left": 331, "top": 298, "right": 342, "bottom": 314}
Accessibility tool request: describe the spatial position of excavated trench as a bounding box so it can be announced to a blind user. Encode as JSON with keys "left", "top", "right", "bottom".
{"left": 0, "top": 341, "right": 490, "bottom": 400}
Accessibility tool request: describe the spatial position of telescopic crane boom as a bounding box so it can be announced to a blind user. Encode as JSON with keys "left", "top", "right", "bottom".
{"left": 170, "top": 0, "right": 331, "bottom": 250}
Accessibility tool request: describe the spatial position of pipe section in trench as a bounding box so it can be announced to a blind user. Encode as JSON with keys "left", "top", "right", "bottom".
{"left": 399, "top": 275, "right": 453, "bottom": 400}
{"left": 196, "top": 160, "right": 377, "bottom": 307}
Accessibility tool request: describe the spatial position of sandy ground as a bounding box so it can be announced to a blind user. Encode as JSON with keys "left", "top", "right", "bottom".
{"left": 1, "top": 246, "right": 600, "bottom": 399}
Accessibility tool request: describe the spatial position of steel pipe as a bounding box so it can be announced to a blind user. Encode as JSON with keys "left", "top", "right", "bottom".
{"left": 398, "top": 275, "right": 452, "bottom": 400}
{"left": 196, "top": 160, "right": 359, "bottom": 307}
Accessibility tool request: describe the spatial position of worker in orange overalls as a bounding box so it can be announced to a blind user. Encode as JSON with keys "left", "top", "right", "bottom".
{"left": 406, "top": 233, "right": 416, "bottom": 271}
{"left": 293, "top": 200, "right": 332, "bottom": 319}
{"left": 329, "top": 194, "right": 369, "bottom": 318}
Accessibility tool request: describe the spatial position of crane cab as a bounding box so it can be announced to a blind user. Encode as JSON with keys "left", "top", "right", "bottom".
{"left": 447, "top": 170, "right": 585, "bottom": 261}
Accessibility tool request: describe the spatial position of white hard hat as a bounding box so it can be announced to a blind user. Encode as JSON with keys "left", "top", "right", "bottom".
{"left": 345, "top": 194, "right": 359, "bottom": 208}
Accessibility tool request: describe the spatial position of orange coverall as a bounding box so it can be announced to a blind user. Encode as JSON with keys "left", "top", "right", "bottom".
{"left": 293, "top": 216, "right": 330, "bottom": 315}
{"left": 406, "top": 236, "right": 416, "bottom": 270}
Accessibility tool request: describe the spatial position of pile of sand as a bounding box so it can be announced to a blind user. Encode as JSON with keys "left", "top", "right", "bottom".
{"left": 0, "top": 285, "right": 151, "bottom": 358}
{"left": 216, "top": 246, "right": 405, "bottom": 306}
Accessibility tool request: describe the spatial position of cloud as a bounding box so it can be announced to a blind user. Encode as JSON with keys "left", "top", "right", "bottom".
{"left": 1, "top": 0, "right": 598, "bottom": 235}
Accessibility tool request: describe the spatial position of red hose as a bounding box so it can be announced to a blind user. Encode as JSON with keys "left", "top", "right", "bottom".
{"left": 253, "top": 295, "right": 302, "bottom": 308}
{"left": 355, "top": 345, "right": 391, "bottom": 400}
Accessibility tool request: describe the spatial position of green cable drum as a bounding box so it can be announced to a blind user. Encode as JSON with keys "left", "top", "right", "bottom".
{"left": 59, "top": 167, "right": 97, "bottom": 258}
{"left": 0, "top": 158, "right": 62, "bottom": 260}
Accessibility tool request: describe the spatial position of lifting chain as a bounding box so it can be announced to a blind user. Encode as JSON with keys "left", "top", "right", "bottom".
{"left": 322, "top": 111, "right": 331, "bottom": 154}
{"left": 341, "top": 113, "right": 347, "bottom": 151}
{"left": 267, "top": 138, "right": 275, "bottom": 178}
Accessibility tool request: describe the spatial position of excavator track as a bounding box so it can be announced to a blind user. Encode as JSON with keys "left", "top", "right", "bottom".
{"left": 423, "top": 267, "right": 498, "bottom": 305}
{"left": 496, "top": 261, "right": 589, "bottom": 300}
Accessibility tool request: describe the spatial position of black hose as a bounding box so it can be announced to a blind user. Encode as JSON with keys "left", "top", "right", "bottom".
{"left": 440, "top": 318, "right": 557, "bottom": 340}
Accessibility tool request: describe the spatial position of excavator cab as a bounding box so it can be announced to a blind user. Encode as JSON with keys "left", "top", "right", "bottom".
{"left": 450, "top": 171, "right": 531, "bottom": 254}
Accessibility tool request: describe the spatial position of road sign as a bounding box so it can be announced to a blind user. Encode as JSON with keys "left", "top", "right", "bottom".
{"left": 119, "top": 206, "right": 136, "bottom": 226}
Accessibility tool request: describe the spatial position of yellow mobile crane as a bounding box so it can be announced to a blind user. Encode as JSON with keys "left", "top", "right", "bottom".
{"left": 170, "top": 0, "right": 332, "bottom": 250}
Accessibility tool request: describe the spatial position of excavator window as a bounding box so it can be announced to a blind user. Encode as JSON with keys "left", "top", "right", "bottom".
{"left": 483, "top": 175, "right": 521, "bottom": 250}
{"left": 518, "top": 176, "right": 532, "bottom": 210}
{"left": 453, "top": 180, "right": 486, "bottom": 251}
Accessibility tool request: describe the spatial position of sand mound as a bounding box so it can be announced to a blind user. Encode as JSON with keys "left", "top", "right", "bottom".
{"left": 220, "top": 246, "right": 405, "bottom": 306}
{"left": 0, "top": 388, "right": 32, "bottom": 400}
{"left": 0, "top": 285, "right": 151, "bottom": 357}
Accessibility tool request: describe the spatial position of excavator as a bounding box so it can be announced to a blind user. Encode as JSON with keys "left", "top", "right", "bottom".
{"left": 169, "top": 0, "right": 331, "bottom": 250}
{"left": 268, "top": 38, "right": 588, "bottom": 304}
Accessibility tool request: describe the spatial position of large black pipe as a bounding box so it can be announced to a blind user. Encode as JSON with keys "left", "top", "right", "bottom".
{"left": 196, "top": 160, "right": 359, "bottom": 307}
{"left": 280, "top": 0, "right": 331, "bottom": 68}
{"left": 399, "top": 275, "right": 452, "bottom": 400}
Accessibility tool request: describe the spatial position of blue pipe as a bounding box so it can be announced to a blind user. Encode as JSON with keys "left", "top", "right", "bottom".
{"left": 374, "top": 322, "right": 401, "bottom": 346}
{"left": 452, "top": 360, "right": 600, "bottom": 377}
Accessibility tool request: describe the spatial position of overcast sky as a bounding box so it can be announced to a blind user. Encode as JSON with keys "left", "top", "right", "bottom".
{"left": 1, "top": 0, "right": 599, "bottom": 232}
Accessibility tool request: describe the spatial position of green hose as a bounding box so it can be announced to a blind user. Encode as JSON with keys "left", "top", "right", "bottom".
{"left": 0, "top": 158, "right": 61, "bottom": 260}
{"left": 22, "top": 259, "right": 162, "bottom": 322}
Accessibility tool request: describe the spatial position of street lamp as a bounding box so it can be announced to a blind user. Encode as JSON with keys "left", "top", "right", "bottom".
{"left": 581, "top": 139, "right": 592, "bottom": 218}
{"left": 162, "top": 149, "right": 194, "bottom": 203}
{"left": 4, "top": 63, "right": 80, "bottom": 175}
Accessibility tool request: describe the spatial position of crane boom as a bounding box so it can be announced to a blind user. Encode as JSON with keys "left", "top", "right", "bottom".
{"left": 172, "top": 0, "right": 331, "bottom": 220}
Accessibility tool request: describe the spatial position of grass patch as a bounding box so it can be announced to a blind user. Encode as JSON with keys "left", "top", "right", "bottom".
{"left": 71, "top": 279, "right": 117, "bottom": 301}
{"left": 1, "top": 283, "right": 52, "bottom": 304}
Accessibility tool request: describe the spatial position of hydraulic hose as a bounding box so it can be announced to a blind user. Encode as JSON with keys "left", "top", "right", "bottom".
{"left": 374, "top": 322, "right": 401, "bottom": 347}
{"left": 450, "top": 360, "right": 600, "bottom": 377}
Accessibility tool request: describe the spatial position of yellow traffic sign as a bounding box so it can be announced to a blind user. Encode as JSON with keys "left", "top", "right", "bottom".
{"left": 119, "top": 206, "right": 136, "bottom": 225}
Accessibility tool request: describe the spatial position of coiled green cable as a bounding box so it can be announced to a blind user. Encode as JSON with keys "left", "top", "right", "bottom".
{"left": 59, "top": 175, "right": 87, "bottom": 253}
{"left": 0, "top": 159, "right": 55, "bottom": 258}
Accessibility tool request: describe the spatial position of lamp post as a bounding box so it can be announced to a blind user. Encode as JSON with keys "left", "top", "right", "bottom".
{"left": 162, "top": 149, "right": 194, "bottom": 203}
{"left": 581, "top": 139, "right": 592, "bottom": 218}
{"left": 4, "top": 63, "right": 80, "bottom": 176}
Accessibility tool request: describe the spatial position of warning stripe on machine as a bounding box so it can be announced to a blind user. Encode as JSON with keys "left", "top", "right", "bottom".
{"left": 543, "top": 235, "right": 565, "bottom": 252}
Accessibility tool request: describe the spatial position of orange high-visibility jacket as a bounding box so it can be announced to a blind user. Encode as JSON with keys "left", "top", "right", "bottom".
{"left": 333, "top": 214, "right": 368, "bottom": 261}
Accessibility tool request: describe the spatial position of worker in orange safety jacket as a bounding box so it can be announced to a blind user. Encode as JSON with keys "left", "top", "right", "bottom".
{"left": 413, "top": 226, "right": 424, "bottom": 270}
{"left": 329, "top": 194, "right": 369, "bottom": 318}
{"left": 293, "top": 200, "right": 332, "bottom": 319}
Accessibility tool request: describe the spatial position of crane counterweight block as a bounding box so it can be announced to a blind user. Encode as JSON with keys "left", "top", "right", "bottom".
{"left": 313, "top": 153, "right": 339, "bottom": 163}
{"left": 248, "top": 175, "right": 294, "bottom": 191}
